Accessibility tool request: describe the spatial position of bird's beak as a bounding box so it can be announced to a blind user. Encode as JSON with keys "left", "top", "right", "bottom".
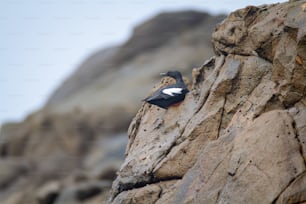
{"left": 160, "top": 72, "right": 167, "bottom": 76}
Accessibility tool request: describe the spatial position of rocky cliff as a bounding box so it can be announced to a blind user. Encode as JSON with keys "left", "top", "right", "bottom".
{"left": 110, "top": 1, "right": 306, "bottom": 203}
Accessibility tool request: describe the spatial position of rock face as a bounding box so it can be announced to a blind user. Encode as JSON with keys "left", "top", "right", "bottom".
{"left": 110, "top": 1, "right": 306, "bottom": 203}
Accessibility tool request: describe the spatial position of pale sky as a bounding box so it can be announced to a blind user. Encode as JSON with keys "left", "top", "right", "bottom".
{"left": 0, "top": 0, "right": 286, "bottom": 124}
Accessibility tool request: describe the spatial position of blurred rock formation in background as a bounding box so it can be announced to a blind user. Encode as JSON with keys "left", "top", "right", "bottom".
{"left": 0, "top": 11, "right": 224, "bottom": 204}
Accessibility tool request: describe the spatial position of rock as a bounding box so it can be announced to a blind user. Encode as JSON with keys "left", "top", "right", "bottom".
{"left": 36, "top": 181, "right": 61, "bottom": 204}
{"left": 289, "top": 101, "right": 306, "bottom": 163}
{"left": 54, "top": 180, "right": 111, "bottom": 204}
{"left": 2, "top": 192, "right": 24, "bottom": 204}
{"left": 174, "top": 110, "right": 304, "bottom": 204}
{"left": 84, "top": 134, "right": 128, "bottom": 180}
{"left": 0, "top": 159, "right": 29, "bottom": 189}
{"left": 110, "top": 1, "right": 306, "bottom": 203}
{"left": 2, "top": 189, "right": 37, "bottom": 204}
{"left": 112, "top": 180, "right": 177, "bottom": 204}
{"left": 275, "top": 171, "right": 306, "bottom": 204}
{"left": 112, "top": 11, "right": 211, "bottom": 64}
{"left": 46, "top": 47, "right": 118, "bottom": 106}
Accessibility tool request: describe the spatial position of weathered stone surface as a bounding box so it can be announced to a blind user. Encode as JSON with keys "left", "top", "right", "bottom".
{"left": 174, "top": 110, "right": 304, "bottom": 204}
{"left": 112, "top": 180, "right": 177, "bottom": 204}
{"left": 110, "top": 1, "right": 306, "bottom": 203}
{"left": 289, "top": 102, "right": 306, "bottom": 163}
{"left": 275, "top": 172, "right": 306, "bottom": 204}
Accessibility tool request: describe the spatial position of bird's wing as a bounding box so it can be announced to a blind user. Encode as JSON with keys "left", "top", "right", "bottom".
{"left": 162, "top": 88, "right": 183, "bottom": 96}
{"left": 144, "top": 87, "right": 185, "bottom": 102}
{"left": 143, "top": 89, "right": 172, "bottom": 101}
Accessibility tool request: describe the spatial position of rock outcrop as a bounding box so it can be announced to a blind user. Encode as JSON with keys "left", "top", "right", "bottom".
{"left": 110, "top": 1, "right": 306, "bottom": 203}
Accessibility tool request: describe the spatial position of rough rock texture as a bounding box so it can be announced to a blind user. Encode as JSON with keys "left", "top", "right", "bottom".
{"left": 110, "top": 1, "right": 306, "bottom": 203}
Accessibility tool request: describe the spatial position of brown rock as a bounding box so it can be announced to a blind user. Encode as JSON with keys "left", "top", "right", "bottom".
{"left": 54, "top": 180, "right": 111, "bottom": 204}
{"left": 275, "top": 172, "right": 306, "bottom": 204}
{"left": 2, "top": 192, "right": 24, "bottom": 204}
{"left": 289, "top": 102, "right": 306, "bottom": 163}
{"left": 36, "top": 181, "right": 61, "bottom": 204}
{"left": 112, "top": 180, "right": 177, "bottom": 204}
{"left": 0, "top": 159, "right": 29, "bottom": 189}
{"left": 175, "top": 110, "right": 304, "bottom": 203}
{"left": 84, "top": 134, "right": 127, "bottom": 181}
{"left": 110, "top": 1, "right": 306, "bottom": 203}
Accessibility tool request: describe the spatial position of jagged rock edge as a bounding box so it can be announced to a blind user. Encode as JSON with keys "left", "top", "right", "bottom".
{"left": 110, "top": 56, "right": 226, "bottom": 200}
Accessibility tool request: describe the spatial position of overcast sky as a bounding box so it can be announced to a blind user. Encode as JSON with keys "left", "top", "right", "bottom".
{"left": 0, "top": 0, "right": 286, "bottom": 124}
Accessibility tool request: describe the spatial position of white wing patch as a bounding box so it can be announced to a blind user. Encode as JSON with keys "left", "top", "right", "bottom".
{"left": 162, "top": 88, "right": 183, "bottom": 96}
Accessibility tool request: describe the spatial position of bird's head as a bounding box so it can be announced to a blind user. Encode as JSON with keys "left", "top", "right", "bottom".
{"left": 160, "top": 70, "right": 183, "bottom": 80}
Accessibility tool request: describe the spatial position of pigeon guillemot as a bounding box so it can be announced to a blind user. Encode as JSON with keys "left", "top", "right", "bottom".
{"left": 143, "top": 71, "right": 189, "bottom": 109}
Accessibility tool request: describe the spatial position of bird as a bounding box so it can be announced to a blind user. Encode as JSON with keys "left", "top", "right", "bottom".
{"left": 143, "top": 70, "right": 189, "bottom": 109}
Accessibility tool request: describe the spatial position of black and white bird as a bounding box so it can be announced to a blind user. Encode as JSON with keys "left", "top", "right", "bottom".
{"left": 143, "top": 71, "right": 189, "bottom": 109}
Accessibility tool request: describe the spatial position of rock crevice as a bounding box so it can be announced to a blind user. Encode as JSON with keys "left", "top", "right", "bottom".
{"left": 110, "top": 1, "right": 306, "bottom": 203}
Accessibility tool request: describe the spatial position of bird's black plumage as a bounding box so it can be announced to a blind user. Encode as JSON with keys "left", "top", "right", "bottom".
{"left": 143, "top": 71, "right": 189, "bottom": 109}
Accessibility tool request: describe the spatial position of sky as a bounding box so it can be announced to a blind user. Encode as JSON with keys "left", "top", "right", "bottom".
{"left": 0, "top": 0, "right": 286, "bottom": 125}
